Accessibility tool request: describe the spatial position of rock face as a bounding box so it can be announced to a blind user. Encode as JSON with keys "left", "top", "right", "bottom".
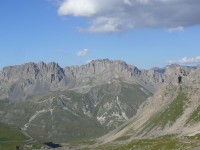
{"left": 0, "top": 59, "right": 166, "bottom": 101}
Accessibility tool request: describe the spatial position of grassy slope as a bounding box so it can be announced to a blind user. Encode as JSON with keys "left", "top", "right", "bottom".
{"left": 139, "top": 87, "right": 188, "bottom": 134}
{"left": 27, "top": 111, "right": 107, "bottom": 143}
{"left": 90, "top": 82, "right": 151, "bottom": 120}
{"left": 0, "top": 123, "right": 28, "bottom": 150}
{"left": 94, "top": 135, "right": 200, "bottom": 150}
{"left": 26, "top": 82, "right": 149, "bottom": 143}
{"left": 187, "top": 105, "right": 200, "bottom": 124}
{"left": 0, "top": 82, "right": 150, "bottom": 144}
{"left": 63, "top": 134, "right": 200, "bottom": 150}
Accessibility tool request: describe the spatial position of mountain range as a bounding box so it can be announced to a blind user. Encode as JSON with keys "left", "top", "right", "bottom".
{"left": 1, "top": 59, "right": 200, "bottom": 149}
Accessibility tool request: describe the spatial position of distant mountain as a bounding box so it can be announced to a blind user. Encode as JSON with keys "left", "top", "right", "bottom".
{"left": 0, "top": 59, "right": 166, "bottom": 101}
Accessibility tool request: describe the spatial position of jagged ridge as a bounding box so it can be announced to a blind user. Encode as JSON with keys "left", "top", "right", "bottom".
{"left": 0, "top": 59, "right": 166, "bottom": 101}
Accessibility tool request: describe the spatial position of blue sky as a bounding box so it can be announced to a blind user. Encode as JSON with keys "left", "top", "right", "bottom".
{"left": 0, "top": 0, "right": 200, "bottom": 69}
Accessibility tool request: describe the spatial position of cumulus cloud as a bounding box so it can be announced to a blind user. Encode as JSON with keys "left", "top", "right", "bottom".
{"left": 57, "top": 0, "right": 200, "bottom": 33}
{"left": 77, "top": 49, "right": 89, "bottom": 57}
{"left": 167, "top": 56, "right": 200, "bottom": 65}
{"left": 58, "top": 0, "right": 97, "bottom": 16}
{"left": 167, "top": 26, "right": 184, "bottom": 33}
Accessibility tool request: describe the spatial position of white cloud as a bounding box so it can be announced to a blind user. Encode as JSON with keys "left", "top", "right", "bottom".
{"left": 77, "top": 49, "right": 89, "bottom": 57}
{"left": 57, "top": 0, "right": 200, "bottom": 33}
{"left": 179, "top": 56, "right": 200, "bottom": 64}
{"left": 167, "top": 56, "right": 200, "bottom": 65}
{"left": 167, "top": 26, "right": 184, "bottom": 33}
{"left": 84, "top": 17, "right": 122, "bottom": 33}
{"left": 58, "top": 0, "right": 97, "bottom": 17}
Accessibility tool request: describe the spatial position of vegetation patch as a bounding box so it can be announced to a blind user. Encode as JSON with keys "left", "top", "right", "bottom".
{"left": 0, "top": 123, "right": 28, "bottom": 150}
{"left": 139, "top": 87, "right": 188, "bottom": 135}
{"left": 186, "top": 105, "right": 200, "bottom": 124}
{"left": 68, "top": 139, "right": 96, "bottom": 146}
{"left": 114, "top": 136, "right": 131, "bottom": 142}
{"left": 95, "top": 135, "right": 199, "bottom": 150}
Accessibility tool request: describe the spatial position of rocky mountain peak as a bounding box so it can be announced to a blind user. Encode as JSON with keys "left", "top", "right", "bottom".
{"left": 37, "top": 61, "right": 47, "bottom": 70}
{"left": 1, "top": 59, "right": 198, "bottom": 101}
{"left": 47, "top": 62, "right": 61, "bottom": 70}
{"left": 0, "top": 60, "right": 144, "bottom": 101}
{"left": 0, "top": 62, "right": 39, "bottom": 81}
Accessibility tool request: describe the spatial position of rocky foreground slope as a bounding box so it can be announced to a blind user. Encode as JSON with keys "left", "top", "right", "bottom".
{"left": 85, "top": 65, "right": 200, "bottom": 150}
